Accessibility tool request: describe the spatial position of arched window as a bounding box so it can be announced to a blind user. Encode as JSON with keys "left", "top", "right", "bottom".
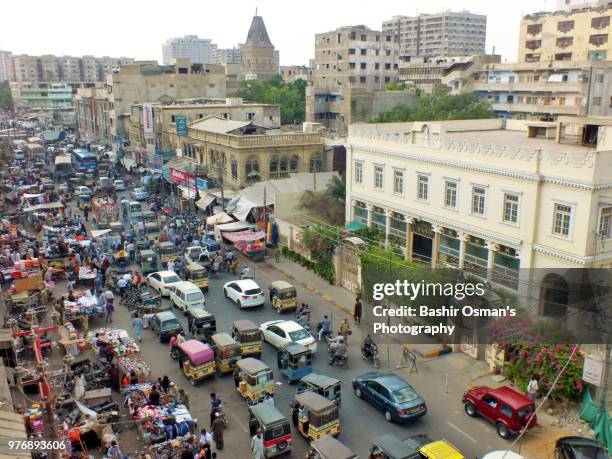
{"left": 279, "top": 157, "right": 288, "bottom": 174}
{"left": 310, "top": 156, "right": 322, "bottom": 173}
{"left": 269, "top": 157, "right": 278, "bottom": 175}
{"left": 290, "top": 155, "right": 299, "bottom": 172}
{"left": 231, "top": 158, "right": 238, "bottom": 179}
{"left": 540, "top": 273, "right": 569, "bottom": 318}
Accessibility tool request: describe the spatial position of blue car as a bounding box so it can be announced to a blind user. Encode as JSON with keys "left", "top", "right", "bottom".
{"left": 352, "top": 372, "right": 427, "bottom": 423}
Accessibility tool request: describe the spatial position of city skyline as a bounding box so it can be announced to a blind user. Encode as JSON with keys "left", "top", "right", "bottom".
{"left": 1, "top": 0, "right": 557, "bottom": 66}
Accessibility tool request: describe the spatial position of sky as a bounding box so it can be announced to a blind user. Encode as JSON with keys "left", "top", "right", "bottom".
{"left": 1, "top": 0, "right": 558, "bottom": 66}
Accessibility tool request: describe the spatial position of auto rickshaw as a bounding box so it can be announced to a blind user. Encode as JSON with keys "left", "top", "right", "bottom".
{"left": 110, "top": 221, "right": 124, "bottom": 235}
{"left": 210, "top": 332, "right": 241, "bottom": 374}
{"left": 234, "top": 358, "right": 275, "bottom": 401}
{"left": 277, "top": 342, "right": 312, "bottom": 383}
{"left": 307, "top": 436, "right": 357, "bottom": 459}
{"left": 185, "top": 262, "right": 208, "bottom": 292}
{"left": 176, "top": 339, "right": 215, "bottom": 385}
{"left": 139, "top": 249, "right": 159, "bottom": 275}
{"left": 291, "top": 391, "right": 340, "bottom": 440}
{"left": 159, "top": 241, "right": 178, "bottom": 263}
{"left": 187, "top": 308, "right": 217, "bottom": 342}
{"left": 78, "top": 194, "right": 92, "bottom": 210}
{"left": 248, "top": 403, "right": 292, "bottom": 458}
{"left": 202, "top": 238, "right": 221, "bottom": 256}
{"left": 231, "top": 319, "right": 262, "bottom": 358}
{"left": 269, "top": 281, "right": 298, "bottom": 313}
{"left": 297, "top": 373, "right": 342, "bottom": 406}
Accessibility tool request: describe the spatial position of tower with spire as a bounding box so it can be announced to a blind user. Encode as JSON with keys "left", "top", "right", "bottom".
{"left": 241, "top": 11, "right": 277, "bottom": 81}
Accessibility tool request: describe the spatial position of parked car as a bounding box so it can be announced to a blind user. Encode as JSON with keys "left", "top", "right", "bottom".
{"left": 131, "top": 187, "right": 148, "bottom": 201}
{"left": 462, "top": 386, "right": 537, "bottom": 439}
{"left": 481, "top": 452, "right": 525, "bottom": 459}
{"left": 259, "top": 320, "right": 317, "bottom": 353}
{"left": 369, "top": 433, "right": 464, "bottom": 459}
{"left": 169, "top": 281, "right": 205, "bottom": 313}
{"left": 147, "top": 270, "right": 182, "bottom": 296}
{"left": 554, "top": 436, "right": 608, "bottom": 459}
{"left": 113, "top": 180, "right": 126, "bottom": 191}
{"left": 223, "top": 279, "right": 265, "bottom": 308}
{"left": 184, "top": 246, "right": 203, "bottom": 265}
{"left": 150, "top": 311, "right": 183, "bottom": 343}
{"left": 353, "top": 372, "right": 427, "bottom": 423}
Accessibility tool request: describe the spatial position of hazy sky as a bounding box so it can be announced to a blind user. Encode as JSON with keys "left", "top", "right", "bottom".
{"left": 1, "top": 0, "right": 557, "bottom": 65}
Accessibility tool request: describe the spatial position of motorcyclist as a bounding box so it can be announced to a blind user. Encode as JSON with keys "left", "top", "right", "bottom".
{"left": 317, "top": 315, "right": 332, "bottom": 341}
{"left": 296, "top": 303, "right": 310, "bottom": 318}
{"left": 329, "top": 336, "right": 346, "bottom": 366}
{"left": 240, "top": 265, "right": 253, "bottom": 279}
{"left": 362, "top": 334, "right": 376, "bottom": 359}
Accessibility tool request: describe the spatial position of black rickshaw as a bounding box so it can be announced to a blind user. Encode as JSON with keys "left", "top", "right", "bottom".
{"left": 185, "top": 262, "right": 208, "bottom": 292}
{"left": 307, "top": 436, "right": 357, "bottom": 459}
{"left": 291, "top": 391, "right": 340, "bottom": 440}
{"left": 277, "top": 342, "right": 312, "bottom": 383}
{"left": 297, "top": 373, "right": 342, "bottom": 406}
{"left": 138, "top": 249, "right": 159, "bottom": 275}
{"left": 187, "top": 307, "right": 217, "bottom": 342}
{"left": 248, "top": 403, "right": 292, "bottom": 458}
{"left": 231, "top": 319, "right": 262, "bottom": 358}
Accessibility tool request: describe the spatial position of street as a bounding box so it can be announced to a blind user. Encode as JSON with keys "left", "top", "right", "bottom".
{"left": 84, "top": 190, "right": 513, "bottom": 458}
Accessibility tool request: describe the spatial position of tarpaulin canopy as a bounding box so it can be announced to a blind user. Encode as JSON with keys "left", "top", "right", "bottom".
{"left": 206, "top": 212, "right": 234, "bottom": 226}
{"left": 196, "top": 194, "right": 216, "bottom": 209}
{"left": 230, "top": 196, "right": 259, "bottom": 222}
{"left": 216, "top": 221, "right": 251, "bottom": 232}
{"left": 91, "top": 229, "right": 112, "bottom": 238}
{"left": 23, "top": 202, "right": 64, "bottom": 212}
{"left": 23, "top": 193, "right": 45, "bottom": 199}
{"left": 222, "top": 230, "right": 266, "bottom": 244}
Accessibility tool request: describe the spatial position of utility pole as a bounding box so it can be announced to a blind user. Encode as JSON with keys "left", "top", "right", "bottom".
{"left": 263, "top": 185, "right": 267, "bottom": 256}
{"left": 217, "top": 163, "right": 225, "bottom": 211}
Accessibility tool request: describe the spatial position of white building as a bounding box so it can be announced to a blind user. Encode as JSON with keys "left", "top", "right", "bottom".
{"left": 346, "top": 116, "right": 612, "bottom": 318}
{"left": 556, "top": 0, "right": 609, "bottom": 10}
{"left": 162, "top": 35, "right": 218, "bottom": 65}
{"left": 0, "top": 50, "right": 13, "bottom": 81}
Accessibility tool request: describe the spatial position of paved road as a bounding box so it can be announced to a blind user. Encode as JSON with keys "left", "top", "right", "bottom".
{"left": 80, "top": 190, "right": 510, "bottom": 458}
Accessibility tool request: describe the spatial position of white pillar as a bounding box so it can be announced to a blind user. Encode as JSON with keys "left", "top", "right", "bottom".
{"left": 385, "top": 210, "right": 393, "bottom": 250}
{"left": 366, "top": 203, "right": 374, "bottom": 229}
{"left": 486, "top": 241, "right": 499, "bottom": 282}
{"left": 431, "top": 224, "right": 443, "bottom": 268}
{"left": 405, "top": 216, "right": 415, "bottom": 261}
{"left": 350, "top": 200, "right": 358, "bottom": 223}
{"left": 458, "top": 232, "right": 470, "bottom": 269}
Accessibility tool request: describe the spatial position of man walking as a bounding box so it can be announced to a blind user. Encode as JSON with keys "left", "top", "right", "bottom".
{"left": 527, "top": 375, "right": 539, "bottom": 401}
{"left": 251, "top": 429, "right": 264, "bottom": 459}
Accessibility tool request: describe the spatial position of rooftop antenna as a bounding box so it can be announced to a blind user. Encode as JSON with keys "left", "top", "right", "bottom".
{"left": 255, "top": 7, "right": 258, "bottom": 16}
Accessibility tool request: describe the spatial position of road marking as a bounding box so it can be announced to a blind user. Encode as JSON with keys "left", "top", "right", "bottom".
{"left": 446, "top": 421, "right": 477, "bottom": 443}
{"left": 306, "top": 285, "right": 316, "bottom": 292}
{"left": 230, "top": 411, "right": 248, "bottom": 433}
{"left": 322, "top": 294, "right": 332, "bottom": 301}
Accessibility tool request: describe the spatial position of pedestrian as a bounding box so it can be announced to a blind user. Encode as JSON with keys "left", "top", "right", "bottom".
{"left": 353, "top": 297, "right": 362, "bottom": 325}
{"left": 105, "top": 298, "right": 114, "bottom": 323}
{"left": 339, "top": 318, "right": 352, "bottom": 344}
{"left": 106, "top": 440, "right": 122, "bottom": 459}
{"left": 527, "top": 375, "right": 539, "bottom": 401}
{"left": 149, "top": 387, "right": 161, "bottom": 406}
{"left": 251, "top": 429, "right": 264, "bottom": 459}
{"left": 83, "top": 207, "right": 89, "bottom": 222}
{"left": 211, "top": 412, "right": 224, "bottom": 450}
{"left": 178, "top": 388, "right": 190, "bottom": 408}
{"left": 132, "top": 313, "right": 143, "bottom": 342}
{"left": 161, "top": 375, "right": 171, "bottom": 392}
{"left": 273, "top": 248, "right": 280, "bottom": 263}
{"left": 199, "top": 428, "right": 214, "bottom": 449}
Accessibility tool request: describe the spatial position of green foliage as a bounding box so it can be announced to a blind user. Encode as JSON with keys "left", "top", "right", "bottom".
{"left": 301, "top": 225, "right": 342, "bottom": 266}
{"left": 281, "top": 245, "right": 335, "bottom": 284}
{"left": 0, "top": 81, "right": 13, "bottom": 111}
{"left": 324, "top": 174, "right": 346, "bottom": 204}
{"left": 237, "top": 77, "right": 306, "bottom": 124}
{"left": 298, "top": 190, "right": 345, "bottom": 226}
{"left": 370, "top": 91, "right": 493, "bottom": 123}
{"left": 502, "top": 344, "right": 584, "bottom": 402}
{"left": 384, "top": 82, "right": 406, "bottom": 91}
{"left": 352, "top": 227, "right": 385, "bottom": 244}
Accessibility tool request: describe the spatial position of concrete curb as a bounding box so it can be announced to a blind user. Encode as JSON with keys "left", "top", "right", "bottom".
{"left": 405, "top": 344, "right": 453, "bottom": 359}
{"left": 263, "top": 259, "right": 353, "bottom": 315}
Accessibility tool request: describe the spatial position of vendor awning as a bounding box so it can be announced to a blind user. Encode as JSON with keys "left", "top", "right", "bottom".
{"left": 206, "top": 212, "right": 234, "bottom": 226}
{"left": 91, "top": 229, "right": 112, "bottom": 238}
{"left": 230, "top": 196, "right": 259, "bottom": 222}
{"left": 178, "top": 185, "right": 197, "bottom": 199}
{"left": 222, "top": 229, "right": 266, "bottom": 244}
{"left": 196, "top": 194, "right": 216, "bottom": 209}
{"left": 216, "top": 221, "right": 251, "bottom": 232}
{"left": 24, "top": 202, "right": 64, "bottom": 212}
{"left": 23, "top": 193, "right": 45, "bottom": 199}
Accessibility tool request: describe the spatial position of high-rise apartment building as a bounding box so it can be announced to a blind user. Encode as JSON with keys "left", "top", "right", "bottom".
{"left": 519, "top": 5, "right": 612, "bottom": 63}
{"left": 213, "top": 45, "right": 243, "bottom": 65}
{"left": 0, "top": 51, "right": 12, "bottom": 81}
{"left": 241, "top": 14, "right": 277, "bottom": 80}
{"left": 11, "top": 55, "right": 39, "bottom": 82}
{"left": 383, "top": 11, "right": 487, "bottom": 62}
{"left": 556, "top": 0, "right": 611, "bottom": 11}
{"left": 161, "top": 35, "right": 218, "bottom": 65}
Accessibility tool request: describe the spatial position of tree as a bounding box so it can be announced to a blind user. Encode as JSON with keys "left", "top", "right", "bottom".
{"left": 370, "top": 90, "right": 493, "bottom": 123}
{"left": 325, "top": 174, "right": 346, "bottom": 204}
{"left": 237, "top": 76, "right": 306, "bottom": 125}
{"left": 0, "top": 81, "right": 13, "bottom": 111}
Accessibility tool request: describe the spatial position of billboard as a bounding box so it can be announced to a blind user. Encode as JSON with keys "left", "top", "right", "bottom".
{"left": 169, "top": 167, "right": 195, "bottom": 186}
{"left": 142, "top": 104, "right": 154, "bottom": 139}
{"left": 176, "top": 115, "right": 188, "bottom": 136}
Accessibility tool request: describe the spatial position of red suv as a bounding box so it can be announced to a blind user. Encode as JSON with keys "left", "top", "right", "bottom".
{"left": 462, "top": 386, "right": 537, "bottom": 439}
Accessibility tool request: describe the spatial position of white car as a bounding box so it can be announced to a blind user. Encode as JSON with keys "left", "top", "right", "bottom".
{"left": 75, "top": 186, "right": 91, "bottom": 197}
{"left": 259, "top": 320, "right": 317, "bottom": 353}
{"left": 147, "top": 270, "right": 182, "bottom": 296}
{"left": 113, "top": 180, "right": 126, "bottom": 191}
{"left": 131, "top": 187, "right": 148, "bottom": 201}
{"left": 223, "top": 279, "right": 265, "bottom": 308}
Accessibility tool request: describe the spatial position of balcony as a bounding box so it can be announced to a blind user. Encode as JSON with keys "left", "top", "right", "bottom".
{"left": 472, "top": 81, "right": 586, "bottom": 93}
{"left": 491, "top": 102, "right": 585, "bottom": 116}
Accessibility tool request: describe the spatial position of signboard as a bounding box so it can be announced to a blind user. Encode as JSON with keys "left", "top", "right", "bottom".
{"left": 169, "top": 167, "right": 195, "bottom": 186}
{"left": 196, "top": 178, "right": 208, "bottom": 190}
{"left": 176, "top": 115, "right": 188, "bottom": 136}
{"left": 152, "top": 154, "right": 162, "bottom": 173}
{"left": 142, "top": 104, "right": 154, "bottom": 139}
{"left": 583, "top": 354, "right": 603, "bottom": 386}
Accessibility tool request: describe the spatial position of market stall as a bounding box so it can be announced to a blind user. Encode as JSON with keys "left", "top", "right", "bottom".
{"left": 90, "top": 328, "right": 140, "bottom": 358}
{"left": 118, "top": 356, "right": 151, "bottom": 384}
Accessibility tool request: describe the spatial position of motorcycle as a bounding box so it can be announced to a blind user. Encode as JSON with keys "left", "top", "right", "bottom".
{"left": 361, "top": 342, "right": 381, "bottom": 369}
{"left": 328, "top": 348, "right": 348, "bottom": 368}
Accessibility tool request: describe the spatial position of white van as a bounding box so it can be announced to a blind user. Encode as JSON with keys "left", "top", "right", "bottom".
{"left": 129, "top": 201, "right": 142, "bottom": 213}
{"left": 169, "top": 281, "right": 205, "bottom": 312}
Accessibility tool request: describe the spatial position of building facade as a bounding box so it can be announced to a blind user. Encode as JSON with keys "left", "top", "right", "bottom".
{"left": 241, "top": 15, "right": 277, "bottom": 80}
{"left": 213, "top": 45, "right": 243, "bottom": 65}
{"left": 383, "top": 11, "right": 487, "bottom": 62}
{"left": 345, "top": 117, "right": 612, "bottom": 318}
{"left": 10, "top": 82, "right": 98, "bottom": 109}
{"left": 106, "top": 59, "right": 230, "bottom": 145}
{"left": 280, "top": 65, "right": 312, "bottom": 83}
{"left": 162, "top": 35, "right": 218, "bottom": 65}
{"left": 442, "top": 57, "right": 612, "bottom": 118}
{"left": 0, "top": 51, "right": 13, "bottom": 81}
{"left": 75, "top": 87, "right": 112, "bottom": 144}
{"left": 519, "top": 5, "right": 612, "bottom": 63}
{"left": 161, "top": 116, "right": 327, "bottom": 187}
{"left": 556, "top": 0, "right": 610, "bottom": 11}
